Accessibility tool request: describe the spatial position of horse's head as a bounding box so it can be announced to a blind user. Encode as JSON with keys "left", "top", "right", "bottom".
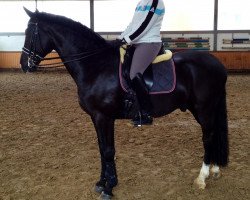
{"left": 20, "top": 7, "right": 54, "bottom": 72}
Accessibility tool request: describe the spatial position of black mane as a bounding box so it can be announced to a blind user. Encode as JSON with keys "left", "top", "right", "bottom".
{"left": 36, "top": 11, "right": 107, "bottom": 44}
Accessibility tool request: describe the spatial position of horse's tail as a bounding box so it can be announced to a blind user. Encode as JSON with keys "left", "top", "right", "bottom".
{"left": 211, "top": 88, "right": 229, "bottom": 166}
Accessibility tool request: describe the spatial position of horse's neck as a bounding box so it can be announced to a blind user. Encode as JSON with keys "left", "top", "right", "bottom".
{"left": 45, "top": 24, "right": 93, "bottom": 57}
{"left": 45, "top": 24, "right": 116, "bottom": 83}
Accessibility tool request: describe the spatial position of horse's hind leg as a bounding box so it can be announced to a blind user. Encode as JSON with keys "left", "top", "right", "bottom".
{"left": 194, "top": 117, "right": 214, "bottom": 189}
{"left": 193, "top": 92, "right": 228, "bottom": 189}
{"left": 91, "top": 113, "right": 117, "bottom": 199}
{"left": 211, "top": 164, "right": 221, "bottom": 178}
{"left": 194, "top": 163, "right": 221, "bottom": 189}
{"left": 194, "top": 162, "right": 210, "bottom": 189}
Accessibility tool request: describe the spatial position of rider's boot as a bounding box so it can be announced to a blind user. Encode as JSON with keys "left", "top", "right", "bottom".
{"left": 131, "top": 73, "right": 153, "bottom": 126}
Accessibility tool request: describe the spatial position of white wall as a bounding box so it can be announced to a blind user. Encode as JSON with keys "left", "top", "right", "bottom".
{"left": 0, "top": 35, "right": 25, "bottom": 51}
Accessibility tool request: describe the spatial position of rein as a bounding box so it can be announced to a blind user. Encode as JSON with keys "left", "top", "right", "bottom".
{"left": 22, "top": 46, "right": 110, "bottom": 68}
{"left": 22, "top": 21, "right": 111, "bottom": 69}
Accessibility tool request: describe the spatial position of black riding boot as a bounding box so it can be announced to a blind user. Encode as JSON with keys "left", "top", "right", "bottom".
{"left": 131, "top": 73, "right": 153, "bottom": 126}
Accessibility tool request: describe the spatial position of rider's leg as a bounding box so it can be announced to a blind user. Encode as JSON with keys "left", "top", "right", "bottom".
{"left": 130, "top": 43, "right": 161, "bottom": 126}
{"left": 130, "top": 43, "right": 162, "bottom": 80}
{"left": 131, "top": 73, "right": 153, "bottom": 126}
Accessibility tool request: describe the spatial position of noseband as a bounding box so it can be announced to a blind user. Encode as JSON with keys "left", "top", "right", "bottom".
{"left": 22, "top": 22, "right": 112, "bottom": 69}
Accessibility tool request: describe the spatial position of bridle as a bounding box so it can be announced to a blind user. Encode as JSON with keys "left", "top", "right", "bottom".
{"left": 22, "top": 22, "right": 44, "bottom": 68}
{"left": 22, "top": 21, "right": 111, "bottom": 69}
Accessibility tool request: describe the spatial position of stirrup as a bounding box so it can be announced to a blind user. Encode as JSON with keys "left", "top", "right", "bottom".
{"left": 132, "top": 111, "right": 153, "bottom": 127}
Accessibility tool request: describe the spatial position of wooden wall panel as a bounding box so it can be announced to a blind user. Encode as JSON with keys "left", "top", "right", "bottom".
{"left": 0, "top": 52, "right": 21, "bottom": 68}
{"left": 0, "top": 52, "right": 61, "bottom": 68}
{"left": 0, "top": 51, "right": 249, "bottom": 71}
{"left": 210, "top": 52, "right": 250, "bottom": 71}
{"left": 241, "top": 53, "right": 250, "bottom": 70}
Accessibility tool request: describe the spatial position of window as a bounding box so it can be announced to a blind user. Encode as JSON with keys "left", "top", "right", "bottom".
{"left": 218, "top": 0, "right": 250, "bottom": 30}
{"left": 0, "top": 1, "right": 90, "bottom": 33}
{"left": 1, "top": 0, "right": 249, "bottom": 33}
{"left": 163, "top": 0, "right": 214, "bottom": 31}
{"left": 94, "top": 0, "right": 214, "bottom": 32}
{"left": 94, "top": 0, "right": 137, "bottom": 32}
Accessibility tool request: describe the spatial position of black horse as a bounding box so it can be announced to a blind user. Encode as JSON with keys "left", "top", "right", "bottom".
{"left": 20, "top": 9, "right": 229, "bottom": 199}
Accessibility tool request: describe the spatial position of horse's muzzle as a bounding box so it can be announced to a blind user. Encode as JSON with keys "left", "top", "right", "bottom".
{"left": 20, "top": 54, "right": 38, "bottom": 73}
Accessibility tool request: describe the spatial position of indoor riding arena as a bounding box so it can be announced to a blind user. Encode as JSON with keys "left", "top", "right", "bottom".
{"left": 0, "top": 1, "right": 249, "bottom": 200}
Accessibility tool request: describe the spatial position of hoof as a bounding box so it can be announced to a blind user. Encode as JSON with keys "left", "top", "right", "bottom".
{"left": 194, "top": 178, "right": 206, "bottom": 189}
{"left": 212, "top": 171, "right": 221, "bottom": 179}
{"left": 100, "top": 191, "right": 112, "bottom": 200}
{"left": 95, "top": 185, "right": 105, "bottom": 194}
{"left": 211, "top": 167, "right": 221, "bottom": 179}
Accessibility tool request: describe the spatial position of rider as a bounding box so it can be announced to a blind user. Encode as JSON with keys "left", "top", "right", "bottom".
{"left": 117, "top": 0, "right": 165, "bottom": 126}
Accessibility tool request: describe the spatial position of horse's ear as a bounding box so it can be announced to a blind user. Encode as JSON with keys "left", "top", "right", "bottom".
{"left": 23, "top": 7, "right": 34, "bottom": 18}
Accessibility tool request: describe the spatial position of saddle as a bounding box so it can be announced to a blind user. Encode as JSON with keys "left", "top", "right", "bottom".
{"left": 120, "top": 44, "right": 173, "bottom": 90}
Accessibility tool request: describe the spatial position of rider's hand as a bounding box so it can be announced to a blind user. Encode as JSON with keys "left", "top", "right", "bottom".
{"left": 115, "top": 38, "right": 127, "bottom": 46}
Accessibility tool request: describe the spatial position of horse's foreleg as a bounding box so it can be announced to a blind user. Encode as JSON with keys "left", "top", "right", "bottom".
{"left": 94, "top": 149, "right": 107, "bottom": 193}
{"left": 92, "top": 114, "right": 117, "bottom": 199}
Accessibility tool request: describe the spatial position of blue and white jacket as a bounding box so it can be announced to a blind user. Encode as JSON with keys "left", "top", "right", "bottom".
{"left": 118, "top": 0, "right": 165, "bottom": 44}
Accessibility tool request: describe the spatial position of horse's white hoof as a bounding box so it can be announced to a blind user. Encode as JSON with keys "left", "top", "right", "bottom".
{"left": 212, "top": 171, "right": 221, "bottom": 179}
{"left": 211, "top": 166, "right": 221, "bottom": 179}
{"left": 194, "top": 178, "right": 206, "bottom": 189}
